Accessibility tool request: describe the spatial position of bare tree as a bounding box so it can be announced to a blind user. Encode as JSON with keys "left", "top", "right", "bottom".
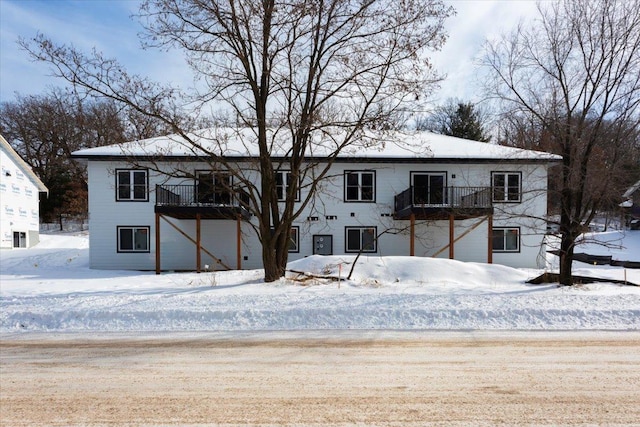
{"left": 0, "top": 89, "right": 127, "bottom": 221}
{"left": 482, "top": 0, "right": 640, "bottom": 285}
{"left": 21, "top": 0, "right": 453, "bottom": 281}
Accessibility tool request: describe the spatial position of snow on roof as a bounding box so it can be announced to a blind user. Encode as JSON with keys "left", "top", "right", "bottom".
{"left": 623, "top": 179, "right": 640, "bottom": 200}
{"left": 72, "top": 128, "right": 561, "bottom": 162}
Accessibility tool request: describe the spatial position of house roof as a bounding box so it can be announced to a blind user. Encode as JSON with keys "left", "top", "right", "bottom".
{"left": 72, "top": 128, "right": 562, "bottom": 163}
{"left": 0, "top": 134, "right": 48, "bottom": 194}
{"left": 623, "top": 179, "right": 640, "bottom": 200}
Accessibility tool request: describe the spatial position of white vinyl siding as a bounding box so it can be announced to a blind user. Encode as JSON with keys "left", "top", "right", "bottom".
{"left": 85, "top": 159, "right": 549, "bottom": 270}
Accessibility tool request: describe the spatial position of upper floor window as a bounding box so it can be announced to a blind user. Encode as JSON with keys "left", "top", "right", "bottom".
{"left": 345, "top": 171, "right": 375, "bottom": 202}
{"left": 492, "top": 227, "right": 520, "bottom": 252}
{"left": 117, "top": 226, "right": 150, "bottom": 253}
{"left": 275, "top": 171, "right": 300, "bottom": 202}
{"left": 197, "top": 171, "right": 233, "bottom": 205}
{"left": 116, "top": 169, "right": 148, "bottom": 201}
{"left": 345, "top": 226, "right": 377, "bottom": 253}
{"left": 492, "top": 172, "right": 521, "bottom": 203}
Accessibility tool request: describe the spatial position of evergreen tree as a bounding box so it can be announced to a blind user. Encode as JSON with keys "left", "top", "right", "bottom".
{"left": 417, "top": 99, "right": 491, "bottom": 142}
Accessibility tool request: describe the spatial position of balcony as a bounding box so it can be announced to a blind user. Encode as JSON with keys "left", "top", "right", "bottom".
{"left": 155, "top": 184, "right": 251, "bottom": 220}
{"left": 394, "top": 186, "right": 493, "bottom": 220}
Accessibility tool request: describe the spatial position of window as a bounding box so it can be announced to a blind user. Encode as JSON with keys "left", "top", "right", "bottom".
{"left": 492, "top": 172, "right": 521, "bottom": 202}
{"left": 275, "top": 171, "right": 300, "bottom": 201}
{"left": 492, "top": 227, "right": 520, "bottom": 252}
{"left": 116, "top": 170, "right": 148, "bottom": 201}
{"left": 269, "top": 226, "right": 300, "bottom": 253}
{"left": 412, "top": 172, "right": 446, "bottom": 205}
{"left": 197, "top": 171, "right": 232, "bottom": 204}
{"left": 345, "top": 227, "right": 377, "bottom": 253}
{"left": 289, "top": 227, "right": 299, "bottom": 253}
{"left": 345, "top": 171, "right": 375, "bottom": 202}
{"left": 117, "top": 226, "right": 150, "bottom": 253}
{"left": 13, "top": 231, "right": 26, "bottom": 248}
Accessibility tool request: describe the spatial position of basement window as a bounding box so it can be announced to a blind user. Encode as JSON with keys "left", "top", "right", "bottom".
{"left": 492, "top": 227, "right": 520, "bottom": 252}
{"left": 117, "top": 226, "right": 150, "bottom": 253}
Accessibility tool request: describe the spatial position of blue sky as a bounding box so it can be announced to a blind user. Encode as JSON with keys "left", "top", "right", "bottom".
{"left": 0, "top": 0, "right": 540, "bottom": 106}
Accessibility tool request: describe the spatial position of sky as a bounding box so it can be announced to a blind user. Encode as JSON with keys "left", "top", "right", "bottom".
{"left": 0, "top": 0, "right": 541, "bottom": 107}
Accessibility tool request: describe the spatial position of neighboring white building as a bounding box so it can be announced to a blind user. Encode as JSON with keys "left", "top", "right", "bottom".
{"left": 0, "top": 134, "right": 48, "bottom": 249}
{"left": 621, "top": 179, "right": 640, "bottom": 229}
{"left": 72, "top": 129, "right": 561, "bottom": 272}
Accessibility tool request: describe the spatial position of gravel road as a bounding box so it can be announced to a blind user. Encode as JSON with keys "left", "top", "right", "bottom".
{"left": 1, "top": 331, "right": 639, "bottom": 426}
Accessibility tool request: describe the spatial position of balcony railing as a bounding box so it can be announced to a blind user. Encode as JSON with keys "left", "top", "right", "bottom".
{"left": 394, "top": 186, "right": 493, "bottom": 213}
{"left": 156, "top": 184, "right": 249, "bottom": 207}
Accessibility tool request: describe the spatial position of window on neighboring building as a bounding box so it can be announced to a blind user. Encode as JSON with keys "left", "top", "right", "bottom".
{"left": 345, "top": 171, "right": 375, "bottom": 202}
{"left": 12, "top": 231, "right": 26, "bottom": 248}
{"left": 117, "top": 226, "right": 150, "bottom": 253}
{"left": 492, "top": 227, "right": 520, "bottom": 252}
{"left": 345, "top": 226, "right": 377, "bottom": 253}
{"left": 116, "top": 170, "right": 148, "bottom": 201}
{"left": 275, "top": 171, "right": 300, "bottom": 202}
{"left": 492, "top": 172, "right": 521, "bottom": 202}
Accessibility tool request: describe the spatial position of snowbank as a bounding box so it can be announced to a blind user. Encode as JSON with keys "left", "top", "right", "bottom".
{"left": 1, "top": 232, "right": 639, "bottom": 333}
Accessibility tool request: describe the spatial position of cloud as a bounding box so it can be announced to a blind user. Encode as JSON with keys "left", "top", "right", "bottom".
{"left": 429, "top": 0, "right": 540, "bottom": 104}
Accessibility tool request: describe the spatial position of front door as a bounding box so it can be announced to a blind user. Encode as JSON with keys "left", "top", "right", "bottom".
{"left": 413, "top": 173, "right": 446, "bottom": 205}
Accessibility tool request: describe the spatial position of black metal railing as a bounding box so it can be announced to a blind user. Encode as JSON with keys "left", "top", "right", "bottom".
{"left": 156, "top": 184, "right": 249, "bottom": 207}
{"left": 394, "top": 186, "right": 492, "bottom": 212}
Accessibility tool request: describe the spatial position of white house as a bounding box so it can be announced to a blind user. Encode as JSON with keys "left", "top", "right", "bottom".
{"left": 0, "top": 134, "right": 48, "bottom": 249}
{"left": 72, "top": 129, "right": 560, "bottom": 272}
{"left": 621, "top": 179, "right": 640, "bottom": 229}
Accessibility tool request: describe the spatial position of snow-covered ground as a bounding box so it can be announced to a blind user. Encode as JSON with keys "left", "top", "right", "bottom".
{"left": 1, "top": 232, "right": 639, "bottom": 333}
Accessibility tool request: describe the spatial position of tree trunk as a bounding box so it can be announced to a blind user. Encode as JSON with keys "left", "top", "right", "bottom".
{"left": 261, "top": 224, "right": 290, "bottom": 283}
{"left": 262, "top": 240, "right": 285, "bottom": 282}
{"left": 558, "top": 232, "right": 575, "bottom": 286}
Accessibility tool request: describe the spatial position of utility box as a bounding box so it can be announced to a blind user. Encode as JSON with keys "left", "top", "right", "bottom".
{"left": 313, "top": 235, "right": 333, "bottom": 255}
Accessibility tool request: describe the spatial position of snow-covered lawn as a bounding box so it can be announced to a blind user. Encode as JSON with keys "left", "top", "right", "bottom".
{"left": 1, "top": 232, "right": 639, "bottom": 332}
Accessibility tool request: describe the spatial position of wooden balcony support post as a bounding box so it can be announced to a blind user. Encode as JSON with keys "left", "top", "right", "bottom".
{"left": 449, "top": 213, "right": 455, "bottom": 260}
{"left": 155, "top": 213, "right": 161, "bottom": 274}
{"left": 409, "top": 213, "right": 415, "bottom": 256}
{"left": 487, "top": 214, "right": 493, "bottom": 264}
{"left": 196, "top": 213, "right": 202, "bottom": 273}
{"left": 237, "top": 214, "right": 242, "bottom": 270}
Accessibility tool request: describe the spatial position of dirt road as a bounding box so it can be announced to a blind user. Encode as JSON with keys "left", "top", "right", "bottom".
{"left": 1, "top": 331, "right": 639, "bottom": 426}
